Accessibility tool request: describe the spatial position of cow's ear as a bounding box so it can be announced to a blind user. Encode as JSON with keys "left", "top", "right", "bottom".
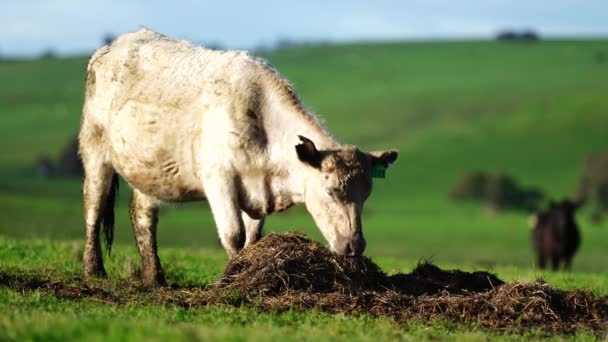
{"left": 296, "top": 135, "right": 321, "bottom": 168}
{"left": 369, "top": 150, "right": 399, "bottom": 168}
{"left": 369, "top": 150, "right": 398, "bottom": 178}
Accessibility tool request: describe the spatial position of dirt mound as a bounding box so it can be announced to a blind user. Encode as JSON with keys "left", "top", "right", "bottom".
{"left": 388, "top": 262, "right": 503, "bottom": 295}
{"left": 217, "top": 233, "right": 388, "bottom": 294}
{"left": 216, "top": 233, "right": 607, "bottom": 333}
{"left": 252, "top": 279, "right": 607, "bottom": 334}
{"left": 217, "top": 233, "right": 502, "bottom": 296}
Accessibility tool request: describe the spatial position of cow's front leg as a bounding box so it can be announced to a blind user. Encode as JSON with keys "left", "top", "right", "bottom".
{"left": 205, "top": 176, "right": 246, "bottom": 258}
{"left": 242, "top": 211, "right": 265, "bottom": 247}
{"left": 129, "top": 189, "right": 166, "bottom": 287}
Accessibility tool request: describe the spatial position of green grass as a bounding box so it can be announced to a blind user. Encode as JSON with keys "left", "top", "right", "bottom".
{"left": 1, "top": 39, "right": 608, "bottom": 340}
{"left": 1, "top": 236, "right": 606, "bottom": 341}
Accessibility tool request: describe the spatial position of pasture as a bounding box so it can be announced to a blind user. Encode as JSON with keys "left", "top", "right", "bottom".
{"left": 1, "top": 39, "right": 607, "bottom": 340}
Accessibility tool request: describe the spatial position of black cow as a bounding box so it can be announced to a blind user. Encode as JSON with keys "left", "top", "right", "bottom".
{"left": 531, "top": 200, "right": 582, "bottom": 270}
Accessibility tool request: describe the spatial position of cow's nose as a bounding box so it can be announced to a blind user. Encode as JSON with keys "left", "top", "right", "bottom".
{"left": 344, "top": 242, "right": 355, "bottom": 257}
{"left": 344, "top": 238, "right": 366, "bottom": 257}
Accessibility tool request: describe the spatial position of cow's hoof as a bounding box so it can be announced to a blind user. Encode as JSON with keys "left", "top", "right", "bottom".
{"left": 84, "top": 266, "right": 107, "bottom": 279}
{"left": 142, "top": 271, "right": 167, "bottom": 288}
{"left": 142, "top": 278, "right": 167, "bottom": 288}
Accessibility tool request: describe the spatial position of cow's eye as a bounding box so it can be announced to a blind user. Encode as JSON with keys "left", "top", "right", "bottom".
{"left": 326, "top": 187, "right": 340, "bottom": 197}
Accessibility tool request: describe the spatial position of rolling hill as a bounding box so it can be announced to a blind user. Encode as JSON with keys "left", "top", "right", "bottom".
{"left": 1, "top": 39, "right": 607, "bottom": 270}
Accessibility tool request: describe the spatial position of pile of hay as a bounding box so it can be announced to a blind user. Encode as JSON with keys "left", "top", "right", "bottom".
{"left": 217, "top": 233, "right": 502, "bottom": 296}
{"left": 217, "top": 233, "right": 388, "bottom": 294}
{"left": 216, "top": 233, "right": 608, "bottom": 334}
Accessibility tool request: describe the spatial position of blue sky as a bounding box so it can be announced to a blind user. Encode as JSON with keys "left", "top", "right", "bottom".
{"left": 1, "top": 0, "right": 607, "bottom": 56}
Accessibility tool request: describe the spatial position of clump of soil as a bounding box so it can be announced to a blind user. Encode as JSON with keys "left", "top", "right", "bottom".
{"left": 217, "top": 233, "right": 502, "bottom": 296}
{"left": 1, "top": 233, "right": 607, "bottom": 334}
{"left": 216, "top": 233, "right": 607, "bottom": 334}
{"left": 217, "top": 233, "right": 389, "bottom": 294}
{"left": 388, "top": 261, "right": 503, "bottom": 295}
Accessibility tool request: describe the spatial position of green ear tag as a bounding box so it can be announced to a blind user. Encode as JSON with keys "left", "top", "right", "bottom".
{"left": 372, "top": 164, "right": 387, "bottom": 178}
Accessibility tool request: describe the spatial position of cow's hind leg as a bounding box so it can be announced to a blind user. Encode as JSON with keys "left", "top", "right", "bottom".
{"left": 242, "top": 211, "right": 264, "bottom": 247}
{"left": 81, "top": 147, "right": 115, "bottom": 278}
{"left": 129, "top": 189, "right": 166, "bottom": 287}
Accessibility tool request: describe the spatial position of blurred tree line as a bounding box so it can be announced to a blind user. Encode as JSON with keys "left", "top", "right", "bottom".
{"left": 450, "top": 153, "right": 608, "bottom": 223}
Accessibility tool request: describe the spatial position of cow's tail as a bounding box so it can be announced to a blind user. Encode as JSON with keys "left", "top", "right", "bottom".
{"left": 102, "top": 173, "right": 119, "bottom": 256}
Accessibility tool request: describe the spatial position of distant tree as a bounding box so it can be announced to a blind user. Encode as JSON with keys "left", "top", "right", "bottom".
{"left": 34, "top": 155, "right": 55, "bottom": 178}
{"left": 56, "top": 135, "right": 84, "bottom": 177}
{"left": 204, "top": 42, "right": 224, "bottom": 51}
{"left": 520, "top": 30, "right": 539, "bottom": 42}
{"left": 40, "top": 48, "right": 56, "bottom": 59}
{"left": 103, "top": 33, "right": 116, "bottom": 46}
{"left": 275, "top": 37, "right": 296, "bottom": 50}
{"left": 496, "top": 30, "right": 518, "bottom": 41}
{"left": 450, "top": 171, "right": 545, "bottom": 213}
{"left": 483, "top": 173, "right": 520, "bottom": 211}
{"left": 575, "top": 153, "right": 608, "bottom": 223}
{"left": 449, "top": 171, "right": 487, "bottom": 201}
{"left": 496, "top": 29, "right": 540, "bottom": 43}
{"left": 253, "top": 42, "right": 270, "bottom": 55}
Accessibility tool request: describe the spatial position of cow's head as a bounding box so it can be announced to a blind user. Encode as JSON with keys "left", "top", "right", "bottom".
{"left": 295, "top": 136, "right": 398, "bottom": 257}
{"left": 551, "top": 199, "right": 584, "bottom": 218}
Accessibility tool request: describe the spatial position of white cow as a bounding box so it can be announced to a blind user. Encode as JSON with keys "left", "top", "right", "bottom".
{"left": 79, "top": 29, "right": 398, "bottom": 286}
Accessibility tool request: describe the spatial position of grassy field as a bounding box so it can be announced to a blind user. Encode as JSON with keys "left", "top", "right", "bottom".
{"left": 1, "top": 39, "right": 608, "bottom": 340}
{"left": 1, "top": 236, "right": 607, "bottom": 341}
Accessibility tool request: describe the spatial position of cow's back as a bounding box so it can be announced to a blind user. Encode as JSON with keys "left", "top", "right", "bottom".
{"left": 82, "top": 29, "right": 267, "bottom": 201}
{"left": 88, "top": 29, "right": 259, "bottom": 120}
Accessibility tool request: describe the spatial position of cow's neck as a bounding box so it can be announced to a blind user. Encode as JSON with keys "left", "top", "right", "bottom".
{"left": 264, "top": 97, "right": 338, "bottom": 206}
